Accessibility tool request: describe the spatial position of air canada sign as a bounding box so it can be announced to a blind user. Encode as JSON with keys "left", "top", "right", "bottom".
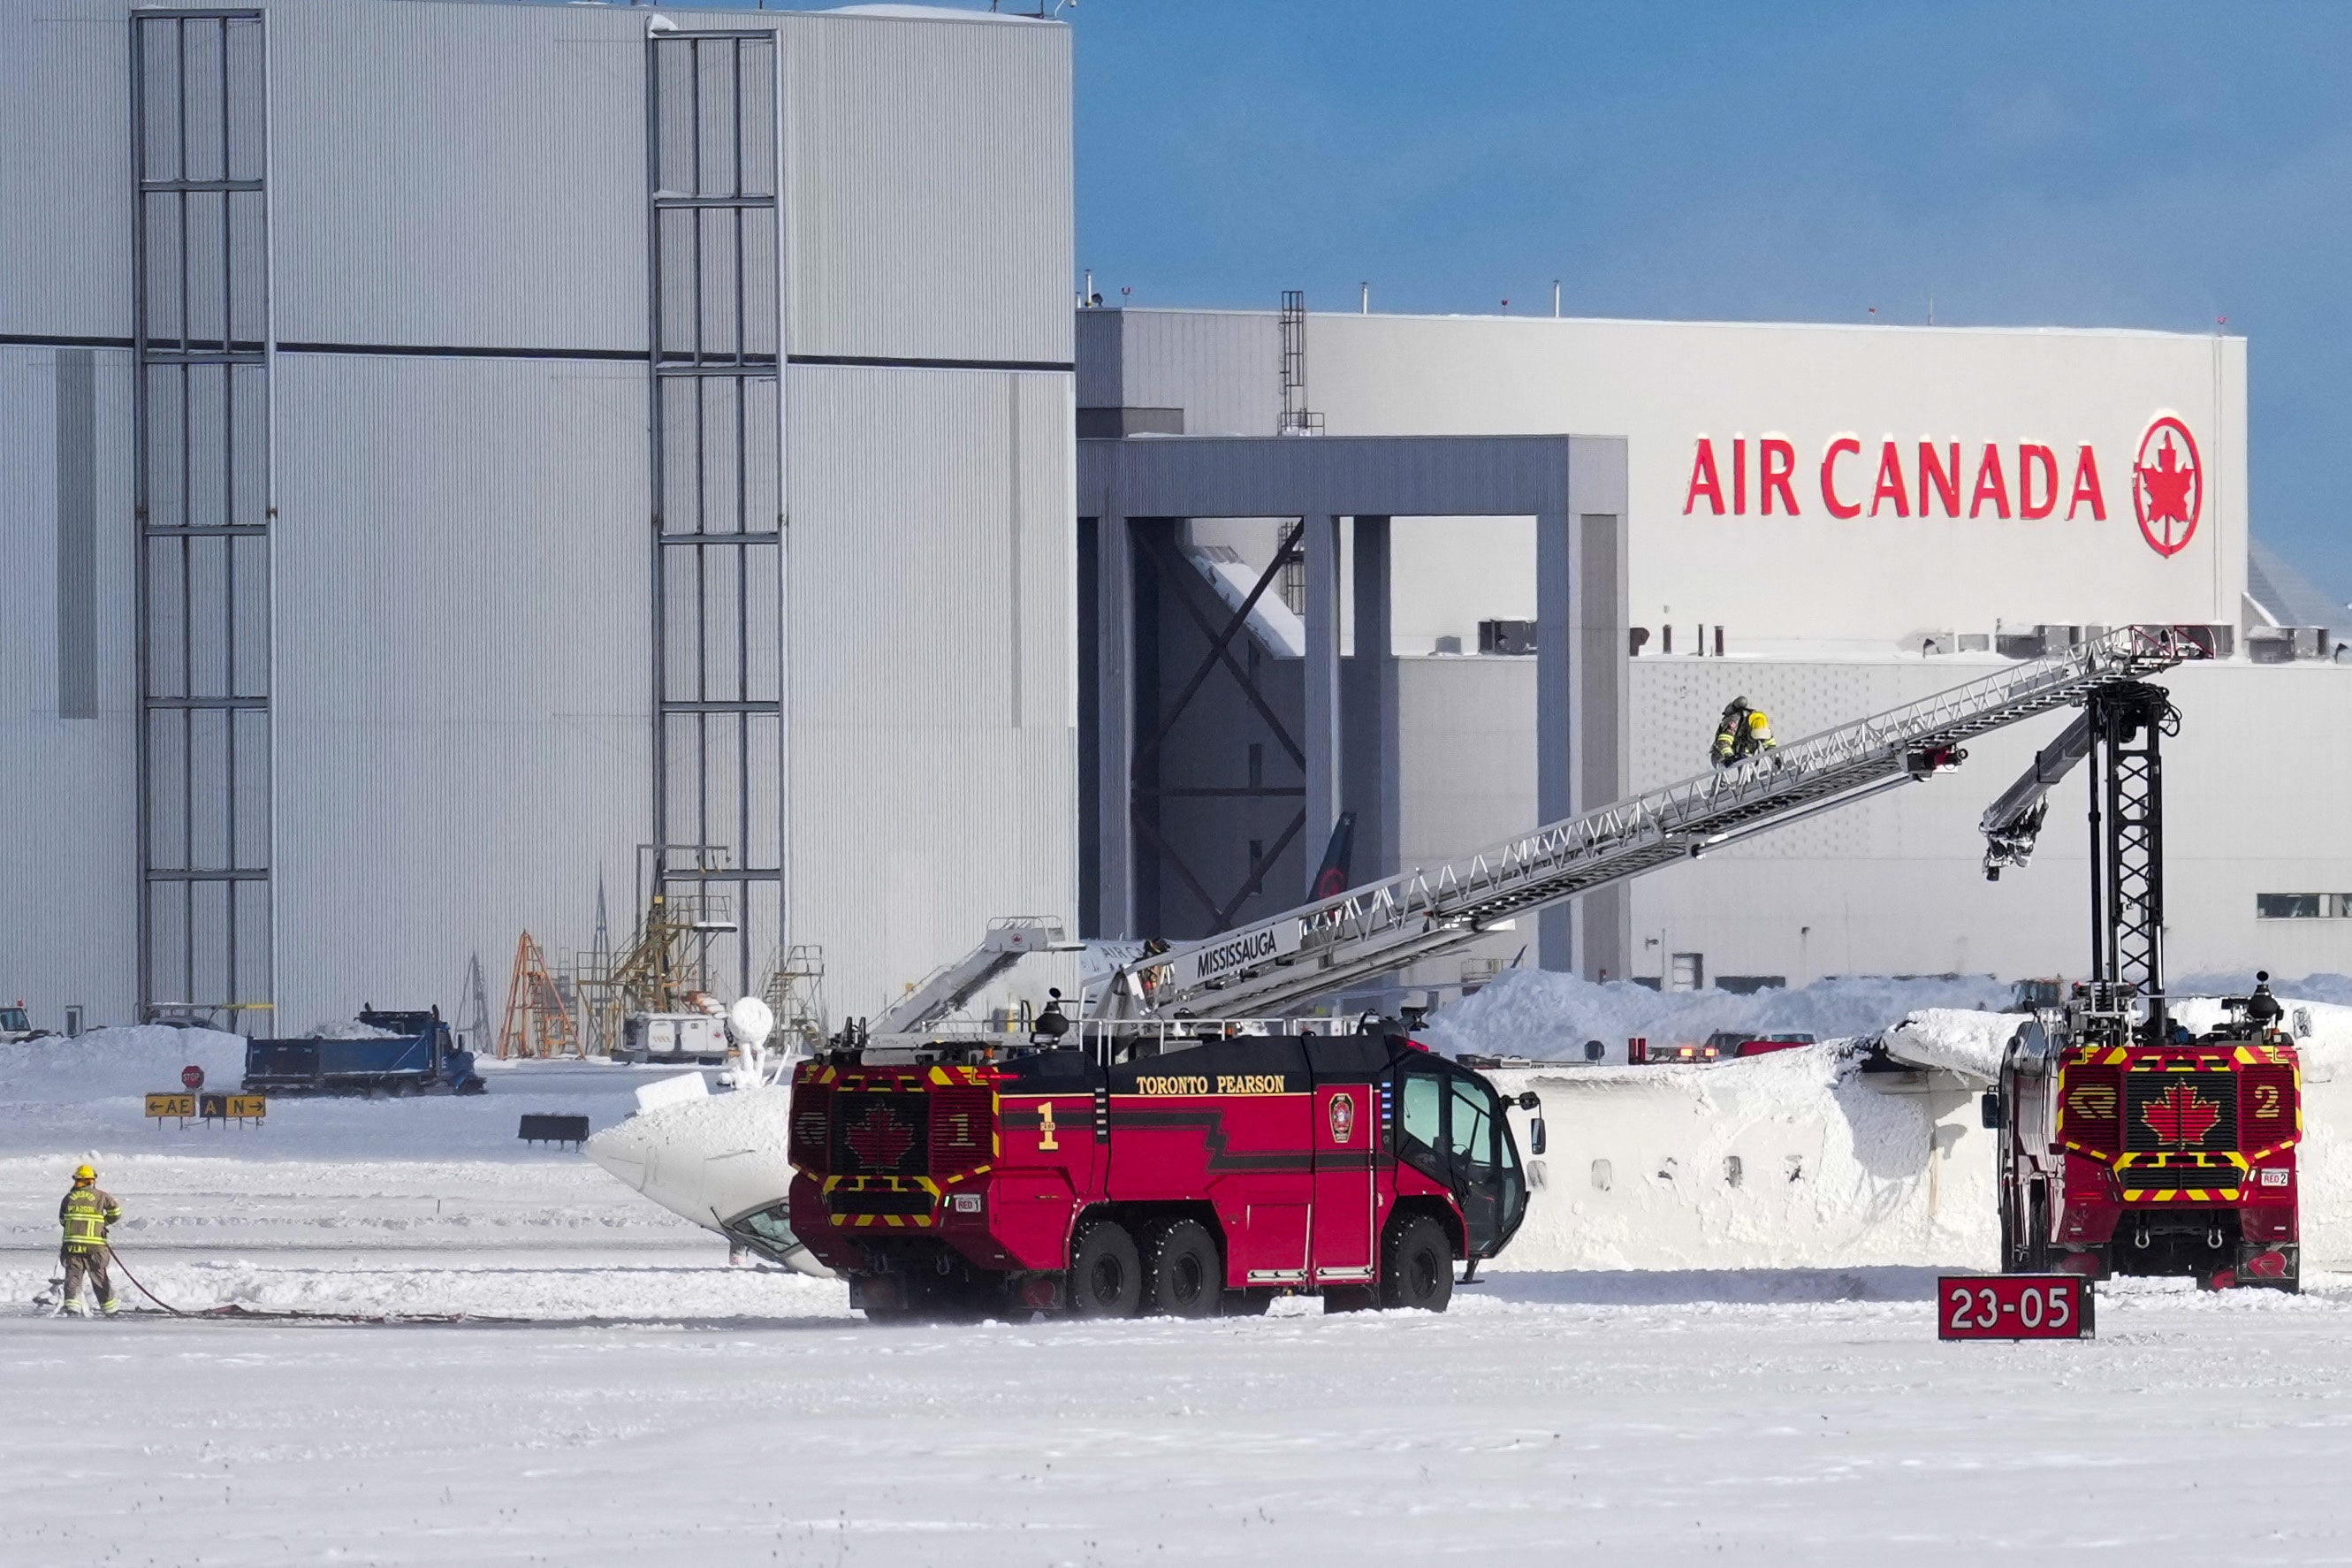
{"left": 1682, "top": 415, "right": 2202, "bottom": 559}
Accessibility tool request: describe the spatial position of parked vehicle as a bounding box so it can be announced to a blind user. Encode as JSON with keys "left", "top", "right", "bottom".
{"left": 243, "top": 1008, "right": 485, "bottom": 1096}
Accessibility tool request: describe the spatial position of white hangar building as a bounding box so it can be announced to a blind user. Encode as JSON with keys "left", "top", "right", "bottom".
{"left": 3, "top": 0, "right": 1077, "bottom": 1033}
{"left": 1077, "top": 306, "right": 2351, "bottom": 994}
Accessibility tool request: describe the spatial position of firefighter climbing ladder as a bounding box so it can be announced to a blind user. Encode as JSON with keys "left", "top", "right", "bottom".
{"left": 1093, "top": 625, "right": 2211, "bottom": 1022}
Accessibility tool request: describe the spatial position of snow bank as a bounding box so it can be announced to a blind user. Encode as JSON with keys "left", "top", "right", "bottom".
{"left": 1493, "top": 1044, "right": 1993, "bottom": 1272}
{"left": 1879, "top": 1009, "right": 2013, "bottom": 1082}
{"left": 0, "top": 1025, "right": 244, "bottom": 1103}
{"left": 1421, "top": 968, "right": 2011, "bottom": 1061}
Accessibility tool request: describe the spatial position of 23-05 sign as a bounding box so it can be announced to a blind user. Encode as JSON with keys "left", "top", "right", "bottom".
{"left": 1937, "top": 1275, "right": 2094, "bottom": 1340}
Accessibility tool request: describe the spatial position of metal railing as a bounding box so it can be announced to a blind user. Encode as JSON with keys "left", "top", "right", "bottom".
{"left": 1106, "top": 626, "right": 2210, "bottom": 1019}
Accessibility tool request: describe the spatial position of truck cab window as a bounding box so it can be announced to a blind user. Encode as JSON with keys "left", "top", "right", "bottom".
{"left": 1448, "top": 1077, "right": 1496, "bottom": 1172}
{"left": 1399, "top": 1068, "right": 1444, "bottom": 1159}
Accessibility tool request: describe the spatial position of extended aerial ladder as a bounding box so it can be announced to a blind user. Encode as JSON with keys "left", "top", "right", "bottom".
{"left": 1088, "top": 625, "right": 2215, "bottom": 1022}
{"left": 1977, "top": 678, "right": 2181, "bottom": 1037}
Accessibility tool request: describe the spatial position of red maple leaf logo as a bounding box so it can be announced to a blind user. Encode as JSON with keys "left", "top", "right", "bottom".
{"left": 2132, "top": 417, "right": 2202, "bottom": 558}
{"left": 843, "top": 1100, "right": 916, "bottom": 1171}
{"left": 2143, "top": 1082, "right": 2221, "bottom": 1148}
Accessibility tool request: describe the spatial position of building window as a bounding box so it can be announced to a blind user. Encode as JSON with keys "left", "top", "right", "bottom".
{"left": 63, "top": 1006, "right": 84, "bottom": 1039}
{"left": 1671, "top": 953, "right": 1704, "bottom": 992}
{"left": 2257, "top": 894, "right": 2349, "bottom": 919}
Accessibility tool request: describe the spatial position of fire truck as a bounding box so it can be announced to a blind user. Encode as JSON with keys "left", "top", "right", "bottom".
{"left": 787, "top": 1011, "right": 1539, "bottom": 1318}
{"left": 1977, "top": 678, "right": 2302, "bottom": 1290}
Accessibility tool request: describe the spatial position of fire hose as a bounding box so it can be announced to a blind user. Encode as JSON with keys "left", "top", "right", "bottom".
{"left": 101, "top": 1243, "right": 187, "bottom": 1316}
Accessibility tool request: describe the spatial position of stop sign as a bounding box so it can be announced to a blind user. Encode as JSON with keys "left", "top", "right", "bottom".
{"left": 181, "top": 1064, "right": 204, "bottom": 1092}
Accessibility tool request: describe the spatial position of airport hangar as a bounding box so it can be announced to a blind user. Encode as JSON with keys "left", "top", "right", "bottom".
{"left": 1079, "top": 307, "right": 2352, "bottom": 999}
{"left": 3, "top": 0, "right": 1078, "bottom": 1033}
{"left": 4, "top": 0, "right": 2340, "bottom": 1040}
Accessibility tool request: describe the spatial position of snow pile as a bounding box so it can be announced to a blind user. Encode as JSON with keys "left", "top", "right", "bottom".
{"left": 1493, "top": 1044, "right": 1994, "bottom": 1272}
{"left": 1879, "top": 1008, "right": 2014, "bottom": 1083}
{"left": 1421, "top": 968, "right": 2011, "bottom": 1061}
{"left": 0, "top": 1025, "right": 244, "bottom": 1104}
{"left": 301, "top": 1017, "right": 406, "bottom": 1039}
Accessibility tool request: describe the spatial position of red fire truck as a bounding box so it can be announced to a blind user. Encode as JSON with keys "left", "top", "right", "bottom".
{"left": 1987, "top": 982, "right": 2302, "bottom": 1291}
{"left": 1977, "top": 676, "right": 2301, "bottom": 1290}
{"left": 786, "top": 1018, "right": 1539, "bottom": 1319}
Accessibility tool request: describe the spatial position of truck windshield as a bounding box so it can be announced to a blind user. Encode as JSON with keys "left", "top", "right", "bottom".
{"left": 0, "top": 1009, "right": 26, "bottom": 1032}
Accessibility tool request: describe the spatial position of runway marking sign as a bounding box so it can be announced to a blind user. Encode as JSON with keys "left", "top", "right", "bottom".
{"left": 1938, "top": 1274, "right": 2094, "bottom": 1340}
{"left": 146, "top": 1092, "right": 196, "bottom": 1123}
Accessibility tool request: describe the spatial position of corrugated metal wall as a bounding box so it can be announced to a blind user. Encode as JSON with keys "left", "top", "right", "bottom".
{"left": 0, "top": 346, "right": 141, "bottom": 1024}
{"left": 1110, "top": 310, "right": 1281, "bottom": 439}
{"left": 4, "top": 0, "right": 1080, "bottom": 1028}
{"left": 0, "top": 5, "right": 133, "bottom": 337}
{"left": 267, "top": 0, "right": 647, "bottom": 353}
{"left": 781, "top": 12, "right": 1072, "bottom": 367}
{"left": 788, "top": 364, "right": 1076, "bottom": 1018}
{"left": 270, "top": 353, "right": 651, "bottom": 1027}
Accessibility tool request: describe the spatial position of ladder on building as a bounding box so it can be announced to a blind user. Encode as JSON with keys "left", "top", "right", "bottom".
{"left": 499, "top": 931, "right": 579, "bottom": 1059}
{"left": 758, "top": 943, "right": 832, "bottom": 1056}
{"left": 1092, "top": 624, "right": 2214, "bottom": 1021}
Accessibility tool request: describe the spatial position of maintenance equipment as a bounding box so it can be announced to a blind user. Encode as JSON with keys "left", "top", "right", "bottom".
{"left": 576, "top": 889, "right": 739, "bottom": 1061}
{"left": 242, "top": 1008, "right": 485, "bottom": 1096}
{"left": 498, "top": 932, "right": 578, "bottom": 1059}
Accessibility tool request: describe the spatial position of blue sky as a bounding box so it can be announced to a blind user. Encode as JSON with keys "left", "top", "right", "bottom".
{"left": 761, "top": 1, "right": 2352, "bottom": 599}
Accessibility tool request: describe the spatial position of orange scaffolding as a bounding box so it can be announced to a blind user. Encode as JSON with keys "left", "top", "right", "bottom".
{"left": 498, "top": 931, "right": 579, "bottom": 1059}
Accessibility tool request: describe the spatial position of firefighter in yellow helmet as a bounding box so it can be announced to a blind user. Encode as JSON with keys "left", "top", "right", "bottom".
{"left": 59, "top": 1163, "right": 123, "bottom": 1316}
{"left": 1711, "top": 697, "right": 1778, "bottom": 768}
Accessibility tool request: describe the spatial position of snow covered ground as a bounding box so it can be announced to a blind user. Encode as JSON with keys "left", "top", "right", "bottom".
{"left": 14, "top": 1269, "right": 2352, "bottom": 1563}
{"left": 11, "top": 1004, "right": 2352, "bottom": 1562}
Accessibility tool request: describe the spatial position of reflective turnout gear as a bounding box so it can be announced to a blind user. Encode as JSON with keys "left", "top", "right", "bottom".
{"left": 60, "top": 1184, "right": 121, "bottom": 1254}
{"left": 1712, "top": 700, "right": 1778, "bottom": 767}
{"left": 63, "top": 1249, "right": 117, "bottom": 1315}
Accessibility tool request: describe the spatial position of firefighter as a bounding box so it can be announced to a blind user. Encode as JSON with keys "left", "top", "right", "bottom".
{"left": 58, "top": 1163, "right": 122, "bottom": 1317}
{"left": 1711, "top": 697, "right": 1777, "bottom": 767}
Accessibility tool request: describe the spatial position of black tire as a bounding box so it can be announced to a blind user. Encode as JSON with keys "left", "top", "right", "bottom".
{"left": 1140, "top": 1219, "right": 1222, "bottom": 1318}
{"left": 2024, "top": 1184, "right": 2053, "bottom": 1274}
{"left": 1998, "top": 1180, "right": 2018, "bottom": 1273}
{"left": 1068, "top": 1217, "right": 1143, "bottom": 1318}
{"left": 1379, "top": 1214, "right": 1455, "bottom": 1313}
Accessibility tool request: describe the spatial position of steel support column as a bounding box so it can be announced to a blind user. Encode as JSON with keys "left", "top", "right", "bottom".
{"left": 1343, "top": 515, "right": 1398, "bottom": 883}
{"left": 1302, "top": 513, "right": 1343, "bottom": 895}
{"left": 1537, "top": 440, "right": 1630, "bottom": 978}
{"left": 1093, "top": 513, "right": 1135, "bottom": 936}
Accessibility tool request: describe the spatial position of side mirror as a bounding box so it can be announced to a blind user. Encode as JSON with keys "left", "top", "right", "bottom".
{"left": 1979, "top": 1091, "right": 2002, "bottom": 1130}
{"left": 1527, "top": 1116, "right": 1548, "bottom": 1157}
